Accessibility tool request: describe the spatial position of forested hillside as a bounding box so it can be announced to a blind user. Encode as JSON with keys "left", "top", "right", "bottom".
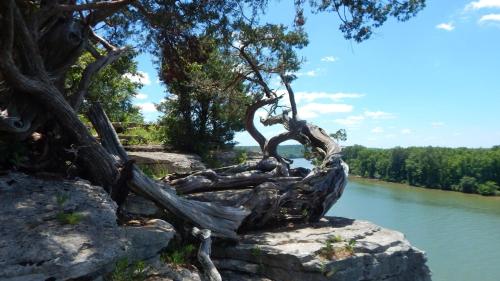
{"left": 343, "top": 145, "right": 500, "bottom": 196}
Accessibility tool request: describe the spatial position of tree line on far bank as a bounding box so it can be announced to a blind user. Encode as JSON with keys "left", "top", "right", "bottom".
{"left": 342, "top": 145, "right": 500, "bottom": 196}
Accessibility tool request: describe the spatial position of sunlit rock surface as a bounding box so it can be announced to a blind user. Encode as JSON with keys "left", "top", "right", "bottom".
{"left": 213, "top": 217, "right": 432, "bottom": 281}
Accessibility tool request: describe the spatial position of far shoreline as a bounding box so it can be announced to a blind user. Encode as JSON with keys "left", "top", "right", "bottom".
{"left": 347, "top": 175, "right": 500, "bottom": 199}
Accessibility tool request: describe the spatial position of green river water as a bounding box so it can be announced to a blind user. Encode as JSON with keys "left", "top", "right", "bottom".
{"left": 292, "top": 158, "right": 500, "bottom": 281}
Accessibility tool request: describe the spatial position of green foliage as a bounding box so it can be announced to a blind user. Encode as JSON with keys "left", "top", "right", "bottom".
{"left": 122, "top": 126, "right": 162, "bottom": 145}
{"left": 56, "top": 212, "right": 83, "bottom": 225}
{"left": 160, "top": 243, "right": 196, "bottom": 267}
{"left": 343, "top": 145, "right": 500, "bottom": 196}
{"left": 109, "top": 258, "right": 147, "bottom": 281}
{"left": 454, "top": 176, "right": 478, "bottom": 193}
{"left": 477, "top": 181, "right": 499, "bottom": 196}
{"left": 66, "top": 51, "right": 144, "bottom": 123}
{"left": 158, "top": 43, "right": 249, "bottom": 154}
{"left": 330, "top": 129, "right": 347, "bottom": 143}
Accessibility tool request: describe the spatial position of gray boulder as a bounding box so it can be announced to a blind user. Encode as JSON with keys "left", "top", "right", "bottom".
{"left": 0, "top": 173, "right": 175, "bottom": 281}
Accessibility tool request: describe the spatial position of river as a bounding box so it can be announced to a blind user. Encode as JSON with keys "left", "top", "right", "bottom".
{"left": 291, "top": 158, "right": 500, "bottom": 281}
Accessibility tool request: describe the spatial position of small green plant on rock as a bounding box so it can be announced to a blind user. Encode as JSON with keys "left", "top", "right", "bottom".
{"left": 56, "top": 212, "right": 83, "bottom": 225}
{"left": 54, "top": 192, "right": 83, "bottom": 225}
{"left": 160, "top": 243, "right": 196, "bottom": 267}
{"left": 318, "top": 236, "right": 356, "bottom": 260}
{"left": 109, "top": 258, "right": 147, "bottom": 281}
{"left": 345, "top": 239, "right": 356, "bottom": 254}
{"left": 235, "top": 150, "right": 248, "bottom": 164}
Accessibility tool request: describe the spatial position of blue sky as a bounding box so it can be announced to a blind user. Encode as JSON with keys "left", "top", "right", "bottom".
{"left": 129, "top": 0, "right": 500, "bottom": 148}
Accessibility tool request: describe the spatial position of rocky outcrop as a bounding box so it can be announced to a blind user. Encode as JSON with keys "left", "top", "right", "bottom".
{"left": 0, "top": 172, "right": 431, "bottom": 281}
{"left": 213, "top": 217, "right": 431, "bottom": 281}
{"left": 0, "top": 173, "right": 175, "bottom": 281}
{"left": 128, "top": 151, "right": 206, "bottom": 173}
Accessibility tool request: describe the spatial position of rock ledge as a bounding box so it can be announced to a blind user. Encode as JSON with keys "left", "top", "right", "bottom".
{"left": 213, "top": 217, "right": 431, "bottom": 281}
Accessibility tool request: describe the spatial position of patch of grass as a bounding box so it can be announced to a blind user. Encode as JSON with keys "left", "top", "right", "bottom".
{"left": 235, "top": 150, "right": 248, "bottom": 164}
{"left": 345, "top": 239, "right": 356, "bottom": 253}
{"left": 56, "top": 212, "right": 83, "bottom": 225}
{"left": 160, "top": 243, "right": 196, "bottom": 267}
{"left": 318, "top": 236, "right": 356, "bottom": 260}
{"left": 328, "top": 235, "right": 344, "bottom": 243}
{"left": 138, "top": 164, "right": 169, "bottom": 179}
{"left": 109, "top": 258, "right": 147, "bottom": 281}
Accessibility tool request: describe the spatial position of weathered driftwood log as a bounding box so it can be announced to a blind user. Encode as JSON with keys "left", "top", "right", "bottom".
{"left": 192, "top": 227, "right": 222, "bottom": 281}
{"left": 169, "top": 154, "right": 348, "bottom": 230}
{"left": 88, "top": 103, "right": 249, "bottom": 239}
{"left": 164, "top": 109, "right": 348, "bottom": 230}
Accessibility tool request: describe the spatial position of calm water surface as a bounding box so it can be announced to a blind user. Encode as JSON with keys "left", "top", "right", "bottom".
{"left": 291, "top": 158, "right": 500, "bottom": 281}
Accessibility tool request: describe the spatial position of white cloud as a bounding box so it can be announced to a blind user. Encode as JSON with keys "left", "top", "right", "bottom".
{"left": 479, "top": 13, "right": 500, "bottom": 23}
{"left": 371, "top": 127, "right": 384, "bottom": 134}
{"left": 401, "top": 128, "right": 412, "bottom": 134}
{"left": 294, "top": 92, "right": 364, "bottom": 103}
{"left": 136, "top": 102, "right": 157, "bottom": 113}
{"left": 465, "top": 0, "right": 500, "bottom": 10}
{"left": 334, "top": 115, "right": 365, "bottom": 127}
{"left": 296, "top": 70, "right": 317, "bottom": 77}
{"left": 123, "top": 71, "right": 151, "bottom": 85}
{"left": 364, "top": 111, "right": 396, "bottom": 119}
{"left": 321, "top": 56, "right": 338, "bottom": 62}
{"left": 135, "top": 93, "right": 148, "bottom": 100}
{"left": 436, "top": 22, "right": 455, "bottom": 31}
{"left": 298, "top": 103, "right": 353, "bottom": 119}
{"left": 431, "top": 121, "right": 445, "bottom": 128}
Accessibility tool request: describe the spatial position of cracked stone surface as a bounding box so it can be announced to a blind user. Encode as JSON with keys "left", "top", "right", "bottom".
{"left": 0, "top": 173, "right": 175, "bottom": 281}
{"left": 212, "top": 217, "right": 432, "bottom": 281}
{"left": 128, "top": 151, "right": 206, "bottom": 173}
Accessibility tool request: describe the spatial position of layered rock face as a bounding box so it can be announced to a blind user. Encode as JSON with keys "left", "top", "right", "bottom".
{"left": 213, "top": 217, "right": 431, "bottom": 281}
{"left": 0, "top": 173, "right": 175, "bottom": 281}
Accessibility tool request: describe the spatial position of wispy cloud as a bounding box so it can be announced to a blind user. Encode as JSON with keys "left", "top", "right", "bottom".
{"left": 465, "top": 0, "right": 500, "bottom": 10}
{"left": 431, "top": 121, "right": 445, "bottom": 128}
{"left": 334, "top": 115, "right": 365, "bottom": 127}
{"left": 296, "top": 70, "right": 318, "bottom": 77}
{"left": 298, "top": 103, "right": 353, "bottom": 119}
{"left": 401, "top": 128, "right": 412, "bottom": 134}
{"left": 135, "top": 93, "right": 148, "bottom": 100}
{"left": 371, "top": 127, "right": 384, "bottom": 134}
{"left": 436, "top": 22, "right": 455, "bottom": 31}
{"left": 294, "top": 92, "right": 364, "bottom": 103}
{"left": 479, "top": 13, "right": 500, "bottom": 23}
{"left": 136, "top": 102, "right": 157, "bottom": 113}
{"left": 123, "top": 71, "right": 151, "bottom": 85}
{"left": 364, "top": 111, "right": 396, "bottom": 119}
{"left": 321, "top": 56, "right": 338, "bottom": 62}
